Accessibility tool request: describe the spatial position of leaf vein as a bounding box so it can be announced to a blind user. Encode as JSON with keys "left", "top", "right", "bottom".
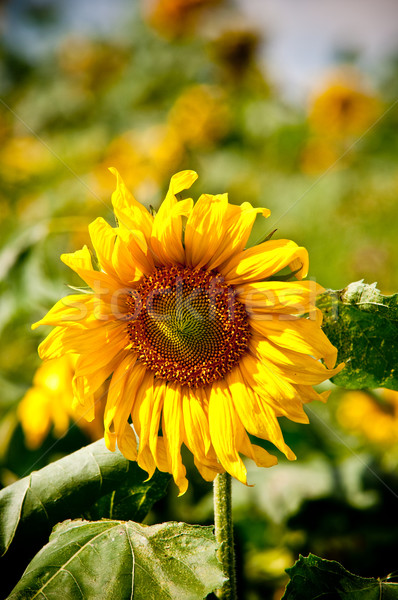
{"left": 30, "top": 521, "right": 121, "bottom": 599}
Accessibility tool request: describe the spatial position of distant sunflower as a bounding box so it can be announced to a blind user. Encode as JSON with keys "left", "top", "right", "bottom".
{"left": 34, "top": 170, "right": 343, "bottom": 493}
{"left": 18, "top": 355, "right": 105, "bottom": 449}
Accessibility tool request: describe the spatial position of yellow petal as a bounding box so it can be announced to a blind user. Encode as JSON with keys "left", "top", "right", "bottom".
{"left": 182, "top": 386, "right": 213, "bottom": 457}
{"left": 104, "top": 355, "right": 137, "bottom": 451}
{"left": 116, "top": 424, "right": 138, "bottom": 461}
{"left": 184, "top": 193, "right": 229, "bottom": 269}
{"left": 112, "top": 228, "right": 153, "bottom": 283}
{"left": 207, "top": 203, "right": 270, "bottom": 271}
{"left": 132, "top": 370, "right": 157, "bottom": 477}
{"left": 250, "top": 335, "right": 344, "bottom": 386}
{"left": 250, "top": 313, "right": 338, "bottom": 369}
{"left": 238, "top": 433, "right": 278, "bottom": 469}
{"left": 151, "top": 170, "right": 197, "bottom": 265}
{"left": 166, "top": 170, "right": 198, "bottom": 203}
{"left": 221, "top": 239, "right": 309, "bottom": 284}
{"left": 237, "top": 280, "right": 323, "bottom": 316}
{"left": 72, "top": 392, "right": 96, "bottom": 423}
{"left": 151, "top": 198, "right": 193, "bottom": 265}
{"left": 163, "top": 382, "right": 188, "bottom": 495}
{"left": 38, "top": 322, "right": 127, "bottom": 360}
{"left": 193, "top": 457, "right": 223, "bottom": 481}
{"left": 208, "top": 379, "right": 248, "bottom": 484}
{"left": 294, "top": 384, "right": 331, "bottom": 405}
{"left": 61, "top": 246, "right": 122, "bottom": 294}
{"left": 148, "top": 380, "right": 168, "bottom": 472}
{"left": 153, "top": 436, "right": 172, "bottom": 473}
{"left": 32, "top": 295, "right": 94, "bottom": 330}
{"left": 226, "top": 367, "right": 296, "bottom": 460}
{"left": 238, "top": 354, "right": 309, "bottom": 424}
{"left": 113, "top": 361, "right": 147, "bottom": 439}
{"left": 88, "top": 217, "right": 118, "bottom": 279}
{"left": 73, "top": 349, "right": 130, "bottom": 405}
{"left": 109, "top": 167, "right": 153, "bottom": 241}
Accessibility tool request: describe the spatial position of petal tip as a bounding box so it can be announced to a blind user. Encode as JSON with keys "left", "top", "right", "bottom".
{"left": 108, "top": 166, "right": 119, "bottom": 177}
{"left": 170, "top": 170, "right": 198, "bottom": 194}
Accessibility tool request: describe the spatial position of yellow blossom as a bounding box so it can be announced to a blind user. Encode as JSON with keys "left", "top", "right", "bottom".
{"left": 308, "top": 74, "right": 380, "bottom": 138}
{"left": 0, "top": 136, "right": 55, "bottom": 181}
{"left": 18, "top": 355, "right": 104, "bottom": 449}
{"left": 337, "top": 388, "right": 398, "bottom": 446}
{"left": 34, "top": 169, "right": 343, "bottom": 493}
{"left": 168, "top": 85, "right": 230, "bottom": 148}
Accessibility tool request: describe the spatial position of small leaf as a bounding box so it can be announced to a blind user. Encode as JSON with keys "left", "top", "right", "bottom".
{"left": 283, "top": 554, "right": 398, "bottom": 599}
{"left": 317, "top": 281, "right": 398, "bottom": 390}
{"left": 7, "top": 519, "right": 225, "bottom": 600}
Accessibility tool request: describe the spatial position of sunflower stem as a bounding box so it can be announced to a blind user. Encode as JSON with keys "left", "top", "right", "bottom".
{"left": 213, "top": 472, "right": 238, "bottom": 600}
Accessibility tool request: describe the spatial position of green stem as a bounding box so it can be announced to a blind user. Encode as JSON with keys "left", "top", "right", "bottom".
{"left": 213, "top": 472, "right": 238, "bottom": 600}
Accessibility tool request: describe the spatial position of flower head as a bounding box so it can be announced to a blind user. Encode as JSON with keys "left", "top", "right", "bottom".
{"left": 308, "top": 74, "right": 380, "bottom": 138}
{"left": 34, "top": 169, "right": 343, "bottom": 493}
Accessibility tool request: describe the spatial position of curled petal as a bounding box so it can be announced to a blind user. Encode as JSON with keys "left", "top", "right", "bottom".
{"left": 221, "top": 239, "right": 309, "bottom": 284}
{"left": 109, "top": 167, "right": 153, "bottom": 241}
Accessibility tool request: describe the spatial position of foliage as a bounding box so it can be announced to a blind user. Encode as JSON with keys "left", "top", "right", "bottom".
{"left": 283, "top": 554, "right": 398, "bottom": 600}
{"left": 8, "top": 519, "right": 223, "bottom": 600}
{"left": 318, "top": 281, "right": 398, "bottom": 390}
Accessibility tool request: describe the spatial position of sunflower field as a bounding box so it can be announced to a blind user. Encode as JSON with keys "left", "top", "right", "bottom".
{"left": 1, "top": 1, "right": 398, "bottom": 599}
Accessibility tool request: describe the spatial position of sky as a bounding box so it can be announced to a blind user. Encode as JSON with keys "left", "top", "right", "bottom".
{"left": 237, "top": 0, "right": 398, "bottom": 99}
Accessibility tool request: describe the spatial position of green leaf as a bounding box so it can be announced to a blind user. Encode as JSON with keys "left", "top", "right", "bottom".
{"left": 317, "top": 281, "right": 398, "bottom": 390}
{"left": 0, "top": 437, "right": 171, "bottom": 557}
{"left": 84, "top": 468, "right": 171, "bottom": 522}
{"left": 282, "top": 554, "right": 398, "bottom": 599}
{"left": 7, "top": 519, "right": 225, "bottom": 600}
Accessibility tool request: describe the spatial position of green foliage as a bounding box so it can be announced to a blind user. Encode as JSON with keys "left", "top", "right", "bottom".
{"left": 0, "top": 437, "right": 170, "bottom": 558}
{"left": 318, "top": 281, "right": 398, "bottom": 390}
{"left": 0, "top": 438, "right": 171, "bottom": 596}
{"left": 7, "top": 519, "right": 224, "bottom": 600}
{"left": 283, "top": 554, "right": 398, "bottom": 600}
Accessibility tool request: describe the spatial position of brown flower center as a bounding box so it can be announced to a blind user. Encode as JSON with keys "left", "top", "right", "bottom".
{"left": 126, "top": 266, "right": 250, "bottom": 387}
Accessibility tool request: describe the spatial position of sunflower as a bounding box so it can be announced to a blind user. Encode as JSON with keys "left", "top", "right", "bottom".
{"left": 33, "top": 169, "right": 343, "bottom": 494}
{"left": 18, "top": 355, "right": 106, "bottom": 449}
{"left": 337, "top": 388, "right": 398, "bottom": 447}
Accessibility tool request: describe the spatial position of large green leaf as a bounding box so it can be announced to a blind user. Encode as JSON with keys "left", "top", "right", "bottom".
{"left": 317, "top": 281, "right": 398, "bottom": 390}
{"left": 7, "top": 519, "right": 224, "bottom": 600}
{"left": 0, "top": 437, "right": 170, "bottom": 557}
{"left": 283, "top": 554, "right": 398, "bottom": 599}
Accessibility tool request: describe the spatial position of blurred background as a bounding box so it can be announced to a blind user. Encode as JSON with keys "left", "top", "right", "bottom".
{"left": 1, "top": 1, "right": 398, "bottom": 598}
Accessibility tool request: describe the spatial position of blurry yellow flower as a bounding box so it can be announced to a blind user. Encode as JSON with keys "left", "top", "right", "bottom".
{"left": 337, "top": 388, "right": 398, "bottom": 446}
{"left": 0, "top": 136, "right": 55, "bottom": 181}
{"left": 169, "top": 85, "right": 230, "bottom": 148}
{"left": 143, "top": 0, "right": 222, "bottom": 37}
{"left": 18, "top": 355, "right": 104, "bottom": 449}
{"left": 308, "top": 75, "right": 380, "bottom": 138}
{"left": 95, "top": 125, "right": 184, "bottom": 197}
{"left": 34, "top": 169, "right": 343, "bottom": 493}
